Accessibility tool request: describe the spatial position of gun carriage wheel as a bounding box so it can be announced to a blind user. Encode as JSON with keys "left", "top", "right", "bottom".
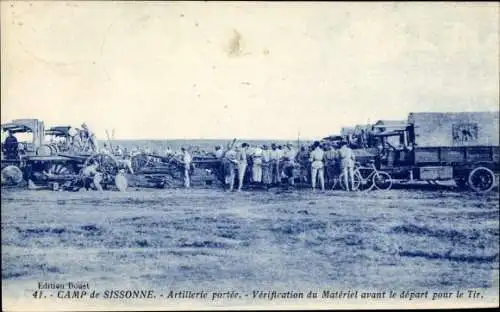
{"left": 44, "top": 162, "right": 77, "bottom": 176}
{"left": 131, "top": 153, "right": 152, "bottom": 173}
{"left": 36, "top": 144, "right": 54, "bottom": 156}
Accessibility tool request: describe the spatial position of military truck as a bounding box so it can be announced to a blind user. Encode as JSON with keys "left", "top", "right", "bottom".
{"left": 371, "top": 111, "right": 499, "bottom": 193}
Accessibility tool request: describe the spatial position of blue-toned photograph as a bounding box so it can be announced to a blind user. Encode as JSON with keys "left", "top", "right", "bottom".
{"left": 1, "top": 1, "right": 498, "bottom": 310}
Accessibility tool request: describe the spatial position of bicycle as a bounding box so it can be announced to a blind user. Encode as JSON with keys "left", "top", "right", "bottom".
{"left": 333, "top": 160, "right": 393, "bottom": 191}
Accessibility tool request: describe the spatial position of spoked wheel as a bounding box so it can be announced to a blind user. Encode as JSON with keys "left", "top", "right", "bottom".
{"left": 37, "top": 144, "right": 54, "bottom": 156}
{"left": 339, "top": 171, "right": 361, "bottom": 191}
{"left": 468, "top": 167, "right": 496, "bottom": 193}
{"left": 356, "top": 171, "right": 373, "bottom": 192}
{"left": 372, "top": 171, "right": 393, "bottom": 191}
{"left": 131, "top": 153, "right": 152, "bottom": 173}
{"left": 45, "top": 163, "right": 76, "bottom": 176}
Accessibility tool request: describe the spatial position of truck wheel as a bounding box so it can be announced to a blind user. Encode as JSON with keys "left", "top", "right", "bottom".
{"left": 468, "top": 167, "right": 495, "bottom": 193}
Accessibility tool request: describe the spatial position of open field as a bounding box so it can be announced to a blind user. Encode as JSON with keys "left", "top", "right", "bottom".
{"left": 1, "top": 186, "right": 499, "bottom": 309}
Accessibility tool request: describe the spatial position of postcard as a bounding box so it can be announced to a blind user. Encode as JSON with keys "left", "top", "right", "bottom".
{"left": 1, "top": 1, "right": 499, "bottom": 311}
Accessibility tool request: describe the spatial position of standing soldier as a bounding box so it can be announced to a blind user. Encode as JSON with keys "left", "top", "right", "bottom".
{"left": 324, "top": 142, "right": 339, "bottom": 188}
{"left": 309, "top": 141, "right": 325, "bottom": 191}
{"left": 282, "top": 143, "right": 297, "bottom": 186}
{"left": 214, "top": 145, "right": 225, "bottom": 159}
{"left": 297, "top": 145, "right": 310, "bottom": 184}
{"left": 3, "top": 130, "right": 18, "bottom": 160}
{"left": 251, "top": 144, "right": 264, "bottom": 184}
{"left": 236, "top": 143, "right": 249, "bottom": 191}
{"left": 181, "top": 147, "right": 192, "bottom": 188}
{"left": 339, "top": 141, "right": 356, "bottom": 191}
{"left": 261, "top": 145, "right": 273, "bottom": 189}
{"left": 223, "top": 146, "right": 238, "bottom": 191}
{"left": 81, "top": 123, "right": 98, "bottom": 152}
{"left": 270, "top": 143, "right": 280, "bottom": 185}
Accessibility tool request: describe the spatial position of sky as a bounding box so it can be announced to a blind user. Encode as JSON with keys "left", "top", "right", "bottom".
{"left": 1, "top": 1, "right": 499, "bottom": 140}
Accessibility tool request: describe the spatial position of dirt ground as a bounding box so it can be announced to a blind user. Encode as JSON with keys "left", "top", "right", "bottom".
{"left": 1, "top": 185, "right": 499, "bottom": 308}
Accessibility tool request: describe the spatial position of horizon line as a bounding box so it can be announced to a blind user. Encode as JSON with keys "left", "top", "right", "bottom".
{"left": 97, "top": 137, "right": 320, "bottom": 142}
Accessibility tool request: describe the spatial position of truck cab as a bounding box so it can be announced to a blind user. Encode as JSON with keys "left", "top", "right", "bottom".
{"left": 1, "top": 119, "right": 45, "bottom": 161}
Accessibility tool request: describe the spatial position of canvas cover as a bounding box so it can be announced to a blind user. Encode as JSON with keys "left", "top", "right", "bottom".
{"left": 408, "top": 111, "right": 500, "bottom": 148}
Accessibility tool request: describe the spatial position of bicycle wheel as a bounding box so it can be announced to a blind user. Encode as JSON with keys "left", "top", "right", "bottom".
{"left": 373, "top": 171, "right": 392, "bottom": 190}
{"left": 357, "top": 171, "right": 373, "bottom": 192}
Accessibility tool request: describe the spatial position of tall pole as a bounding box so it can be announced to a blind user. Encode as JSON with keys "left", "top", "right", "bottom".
{"left": 297, "top": 130, "right": 300, "bottom": 149}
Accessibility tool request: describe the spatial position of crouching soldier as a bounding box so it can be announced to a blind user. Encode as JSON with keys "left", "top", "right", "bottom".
{"left": 81, "top": 160, "right": 103, "bottom": 191}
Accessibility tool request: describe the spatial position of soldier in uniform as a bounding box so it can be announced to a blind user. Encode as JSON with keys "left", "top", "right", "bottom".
{"left": 3, "top": 130, "right": 18, "bottom": 160}
{"left": 309, "top": 141, "right": 325, "bottom": 191}
{"left": 282, "top": 143, "right": 297, "bottom": 186}
{"left": 261, "top": 145, "right": 273, "bottom": 188}
{"left": 236, "top": 143, "right": 249, "bottom": 191}
{"left": 324, "top": 142, "right": 339, "bottom": 188}
{"left": 223, "top": 146, "right": 238, "bottom": 191}
{"left": 251, "top": 145, "right": 264, "bottom": 183}
{"left": 339, "top": 141, "right": 356, "bottom": 191}
{"left": 296, "top": 145, "right": 310, "bottom": 184}
{"left": 81, "top": 160, "right": 103, "bottom": 191}
{"left": 181, "top": 147, "right": 192, "bottom": 188}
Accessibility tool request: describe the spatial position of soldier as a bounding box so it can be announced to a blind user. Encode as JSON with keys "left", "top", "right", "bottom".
{"left": 324, "top": 142, "right": 339, "bottom": 188}
{"left": 223, "top": 146, "right": 238, "bottom": 191}
{"left": 251, "top": 144, "right": 263, "bottom": 183}
{"left": 101, "top": 143, "right": 112, "bottom": 155}
{"left": 339, "top": 141, "right": 356, "bottom": 191}
{"left": 236, "top": 143, "right": 249, "bottom": 191}
{"left": 309, "top": 141, "right": 325, "bottom": 191}
{"left": 297, "top": 145, "right": 310, "bottom": 184}
{"left": 261, "top": 145, "right": 272, "bottom": 188}
{"left": 181, "top": 147, "right": 192, "bottom": 188}
{"left": 214, "top": 145, "right": 225, "bottom": 159}
{"left": 81, "top": 160, "right": 103, "bottom": 191}
{"left": 282, "top": 143, "right": 297, "bottom": 185}
{"left": 270, "top": 143, "right": 280, "bottom": 185}
{"left": 81, "top": 123, "right": 98, "bottom": 152}
{"left": 3, "top": 130, "right": 18, "bottom": 160}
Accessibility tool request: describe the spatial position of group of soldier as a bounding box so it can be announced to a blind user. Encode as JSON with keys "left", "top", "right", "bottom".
{"left": 177, "top": 140, "right": 358, "bottom": 192}
{"left": 89, "top": 139, "right": 359, "bottom": 192}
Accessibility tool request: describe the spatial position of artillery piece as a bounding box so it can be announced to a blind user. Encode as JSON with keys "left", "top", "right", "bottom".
{"left": 129, "top": 151, "right": 223, "bottom": 188}
{"left": 1, "top": 119, "right": 124, "bottom": 190}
